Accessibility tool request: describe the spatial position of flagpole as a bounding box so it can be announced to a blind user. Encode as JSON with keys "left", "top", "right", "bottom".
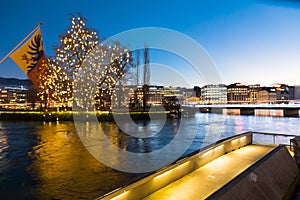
{"left": 0, "top": 22, "right": 43, "bottom": 64}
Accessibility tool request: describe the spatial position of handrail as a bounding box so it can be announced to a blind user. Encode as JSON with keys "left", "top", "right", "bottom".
{"left": 250, "top": 131, "right": 297, "bottom": 138}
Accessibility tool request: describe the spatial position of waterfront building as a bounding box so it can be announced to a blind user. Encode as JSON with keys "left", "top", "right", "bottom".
{"left": 249, "top": 84, "right": 261, "bottom": 104}
{"left": 122, "top": 85, "right": 136, "bottom": 106}
{"left": 0, "top": 88, "right": 8, "bottom": 104}
{"left": 257, "top": 87, "right": 277, "bottom": 104}
{"left": 182, "top": 88, "right": 198, "bottom": 104}
{"left": 185, "top": 96, "right": 200, "bottom": 105}
{"left": 129, "top": 86, "right": 144, "bottom": 110}
{"left": 201, "top": 84, "right": 227, "bottom": 104}
{"left": 268, "top": 83, "right": 294, "bottom": 104}
{"left": 148, "top": 86, "right": 163, "bottom": 105}
{"left": 257, "top": 90, "right": 269, "bottom": 104}
{"left": 227, "top": 83, "right": 249, "bottom": 104}
{"left": 289, "top": 86, "right": 295, "bottom": 102}
{"left": 183, "top": 88, "right": 196, "bottom": 98}
{"left": 160, "top": 86, "right": 184, "bottom": 100}
{"left": 129, "top": 85, "right": 185, "bottom": 110}
{"left": 0, "top": 86, "right": 29, "bottom": 109}
{"left": 193, "top": 86, "right": 201, "bottom": 97}
{"left": 275, "top": 84, "right": 290, "bottom": 104}
{"left": 294, "top": 85, "right": 300, "bottom": 103}
{"left": 7, "top": 86, "right": 28, "bottom": 104}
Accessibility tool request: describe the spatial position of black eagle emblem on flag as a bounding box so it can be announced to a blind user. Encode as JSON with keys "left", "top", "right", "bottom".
{"left": 26, "top": 34, "right": 44, "bottom": 74}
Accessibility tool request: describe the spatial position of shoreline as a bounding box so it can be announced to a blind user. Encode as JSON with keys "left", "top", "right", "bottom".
{"left": 0, "top": 110, "right": 177, "bottom": 121}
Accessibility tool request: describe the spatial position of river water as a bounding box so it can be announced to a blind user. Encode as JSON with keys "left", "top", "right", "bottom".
{"left": 1, "top": 113, "right": 300, "bottom": 199}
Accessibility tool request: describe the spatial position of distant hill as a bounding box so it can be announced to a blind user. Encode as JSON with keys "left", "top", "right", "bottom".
{"left": 0, "top": 77, "right": 34, "bottom": 89}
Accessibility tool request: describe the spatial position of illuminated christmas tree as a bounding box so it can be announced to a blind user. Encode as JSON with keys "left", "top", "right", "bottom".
{"left": 38, "top": 14, "right": 135, "bottom": 111}
{"left": 88, "top": 41, "right": 134, "bottom": 110}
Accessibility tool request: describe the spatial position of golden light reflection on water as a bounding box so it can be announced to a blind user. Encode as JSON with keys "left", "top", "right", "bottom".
{"left": 28, "top": 122, "right": 138, "bottom": 200}
{"left": 0, "top": 132, "right": 9, "bottom": 175}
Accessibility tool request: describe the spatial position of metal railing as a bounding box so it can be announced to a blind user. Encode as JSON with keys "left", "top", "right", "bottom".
{"left": 249, "top": 131, "right": 297, "bottom": 152}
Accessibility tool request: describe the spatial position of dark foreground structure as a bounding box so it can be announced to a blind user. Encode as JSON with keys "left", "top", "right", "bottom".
{"left": 99, "top": 132, "right": 299, "bottom": 200}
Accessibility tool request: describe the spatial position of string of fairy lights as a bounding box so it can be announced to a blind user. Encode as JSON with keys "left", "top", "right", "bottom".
{"left": 37, "top": 15, "right": 134, "bottom": 110}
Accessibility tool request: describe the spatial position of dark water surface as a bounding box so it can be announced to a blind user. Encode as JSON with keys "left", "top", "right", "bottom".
{"left": 1, "top": 113, "right": 300, "bottom": 199}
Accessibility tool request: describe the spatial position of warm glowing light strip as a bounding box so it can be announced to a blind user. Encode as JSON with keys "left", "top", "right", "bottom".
{"left": 213, "top": 144, "right": 224, "bottom": 152}
{"left": 154, "top": 161, "right": 190, "bottom": 181}
{"left": 231, "top": 138, "right": 239, "bottom": 144}
{"left": 199, "top": 149, "right": 212, "bottom": 158}
{"left": 240, "top": 136, "right": 247, "bottom": 142}
{"left": 154, "top": 169, "right": 173, "bottom": 180}
{"left": 110, "top": 190, "right": 128, "bottom": 200}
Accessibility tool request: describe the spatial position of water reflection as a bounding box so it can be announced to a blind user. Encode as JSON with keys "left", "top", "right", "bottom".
{"left": 0, "top": 130, "right": 9, "bottom": 178}
{"left": 0, "top": 114, "right": 300, "bottom": 199}
{"left": 28, "top": 122, "right": 138, "bottom": 200}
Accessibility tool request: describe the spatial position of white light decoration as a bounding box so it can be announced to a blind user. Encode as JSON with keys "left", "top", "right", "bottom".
{"left": 37, "top": 14, "right": 135, "bottom": 111}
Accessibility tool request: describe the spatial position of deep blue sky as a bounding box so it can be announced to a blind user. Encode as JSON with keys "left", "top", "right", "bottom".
{"left": 0, "top": 0, "right": 300, "bottom": 87}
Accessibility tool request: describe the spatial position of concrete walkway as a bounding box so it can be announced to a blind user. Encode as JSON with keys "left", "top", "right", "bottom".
{"left": 143, "top": 145, "right": 275, "bottom": 200}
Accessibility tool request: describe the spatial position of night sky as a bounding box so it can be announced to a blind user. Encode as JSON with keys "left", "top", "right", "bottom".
{"left": 0, "top": 0, "right": 300, "bottom": 86}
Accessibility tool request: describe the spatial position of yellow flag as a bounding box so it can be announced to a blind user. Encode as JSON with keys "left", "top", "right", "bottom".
{"left": 10, "top": 28, "right": 46, "bottom": 88}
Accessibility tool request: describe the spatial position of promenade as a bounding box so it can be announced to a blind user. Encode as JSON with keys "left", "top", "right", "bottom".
{"left": 144, "top": 145, "right": 274, "bottom": 199}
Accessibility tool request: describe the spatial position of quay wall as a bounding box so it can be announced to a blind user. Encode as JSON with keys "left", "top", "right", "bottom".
{"left": 0, "top": 111, "right": 170, "bottom": 121}
{"left": 206, "top": 145, "right": 299, "bottom": 200}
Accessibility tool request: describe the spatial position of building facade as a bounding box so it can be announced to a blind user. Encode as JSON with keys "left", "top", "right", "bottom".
{"left": 201, "top": 84, "right": 227, "bottom": 104}
{"left": 257, "top": 88, "right": 277, "bottom": 104}
{"left": 249, "top": 84, "right": 261, "bottom": 104}
{"left": 129, "top": 85, "right": 185, "bottom": 110}
{"left": 294, "top": 86, "right": 300, "bottom": 103}
{"left": 227, "top": 83, "right": 249, "bottom": 104}
{"left": 0, "top": 86, "right": 29, "bottom": 109}
{"left": 0, "top": 89, "right": 8, "bottom": 104}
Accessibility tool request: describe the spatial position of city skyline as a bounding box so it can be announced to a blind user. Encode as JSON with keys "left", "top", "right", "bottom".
{"left": 0, "top": 75, "right": 297, "bottom": 89}
{"left": 0, "top": 0, "right": 300, "bottom": 87}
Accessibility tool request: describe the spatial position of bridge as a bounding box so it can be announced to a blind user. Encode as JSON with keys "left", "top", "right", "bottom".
{"left": 182, "top": 104, "right": 300, "bottom": 117}
{"left": 99, "top": 132, "right": 300, "bottom": 199}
